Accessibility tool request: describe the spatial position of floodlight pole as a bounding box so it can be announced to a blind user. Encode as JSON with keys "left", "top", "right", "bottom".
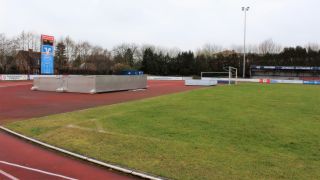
{"left": 242, "top": 6, "right": 249, "bottom": 78}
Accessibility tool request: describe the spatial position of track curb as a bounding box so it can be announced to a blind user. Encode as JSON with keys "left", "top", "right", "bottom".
{"left": 0, "top": 126, "right": 163, "bottom": 180}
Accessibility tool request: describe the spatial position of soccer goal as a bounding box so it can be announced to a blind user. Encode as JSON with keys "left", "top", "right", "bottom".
{"left": 201, "top": 66, "right": 238, "bottom": 85}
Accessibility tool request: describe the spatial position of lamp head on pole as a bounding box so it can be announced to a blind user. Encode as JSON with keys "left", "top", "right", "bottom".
{"left": 242, "top": 6, "right": 250, "bottom": 11}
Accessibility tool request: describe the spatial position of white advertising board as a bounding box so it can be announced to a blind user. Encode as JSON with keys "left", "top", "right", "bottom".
{"left": 270, "top": 79, "right": 303, "bottom": 84}
{"left": 147, "top": 76, "right": 183, "bottom": 80}
{"left": 185, "top": 80, "right": 217, "bottom": 86}
{"left": 0, "top": 74, "right": 28, "bottom": 81}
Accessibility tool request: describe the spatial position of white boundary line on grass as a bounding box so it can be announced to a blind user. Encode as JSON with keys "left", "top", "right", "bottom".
{"left": 0, "top": 169, "right": 19, "bottom": 180}
{"left": 0, "top": 161, "right": 76, "bottom": 180}
{"left": 0, "top": 126, "right": 163, "bottom": 180}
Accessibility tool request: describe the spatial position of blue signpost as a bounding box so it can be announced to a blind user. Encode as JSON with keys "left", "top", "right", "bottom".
{"left": 41, "top": 35, "right": 54, "bottom": 74}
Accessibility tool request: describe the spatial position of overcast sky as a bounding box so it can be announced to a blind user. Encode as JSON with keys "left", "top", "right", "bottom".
{"left": 1, "top": 0, "right": 319, "bottom": 50}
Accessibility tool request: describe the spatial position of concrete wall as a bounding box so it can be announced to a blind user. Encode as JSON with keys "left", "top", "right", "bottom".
{"left": 32, "top": 77, "right": 62, "bottom": 91}
{"left": 95, "top": 75, "right": 147, "bottom": 93}
{"left": 65, "top": 76, "right": 96, "bottom": 93}
{"left": 32, "top": 75, "right": 147, "bottom": 94}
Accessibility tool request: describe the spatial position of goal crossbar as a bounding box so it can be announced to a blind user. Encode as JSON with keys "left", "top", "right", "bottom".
{"left": 201, "top": 67, "right": 238, "bottom": 85}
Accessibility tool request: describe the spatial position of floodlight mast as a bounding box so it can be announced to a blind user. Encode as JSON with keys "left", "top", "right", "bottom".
{"left": 242, "top": 6, "right": 250, "bottom": 78}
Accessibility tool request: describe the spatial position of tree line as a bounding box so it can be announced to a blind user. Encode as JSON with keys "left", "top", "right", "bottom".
{"left": 1, "top": 31, "right": 320, "bottom": 76}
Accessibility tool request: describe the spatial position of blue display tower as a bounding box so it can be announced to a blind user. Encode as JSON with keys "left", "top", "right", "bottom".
{"left": 41, "top": 35, "right": 54, "bottom": 74}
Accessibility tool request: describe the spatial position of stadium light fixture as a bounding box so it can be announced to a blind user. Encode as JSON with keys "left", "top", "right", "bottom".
{"left": 242, "top": 6, "right": 249, "bottom": 78}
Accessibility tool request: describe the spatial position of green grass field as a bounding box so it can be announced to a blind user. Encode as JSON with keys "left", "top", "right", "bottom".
{"left": 5, "top": 83, "right": 320, "bottom": 179}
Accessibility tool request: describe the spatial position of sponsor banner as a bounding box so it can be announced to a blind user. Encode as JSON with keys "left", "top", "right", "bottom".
{"left": 0, "top": 74, "right": 28, "bottom": 81}
{"left": 182, "top": 77, "right": 193, "bottom": 80}
{"left": 185, "top": 80, "right": 217, "bottom": 86}
{"left": 0, "top": 74, "right": 63, "bottom": 81}
{"left": 147, "top": 76, "right": 184, "bottom": 80}
{"left": 41, "top": 45, "right": 54, "bottom": 74}
{"left": 251, "top": 65, "right": 320, "bottom": 71}
{"left": 259, "top": 79, "right": 271, "bottom": 84}
{"left": 29, "top": 75, "right": 61, "bottom": 80}
{"left": 303, "top": 81, "right": 320, "bottom": 85}
{"left": 121, "top": 70, "right": 144, "bottom": 75}
{"left": 202, "top": 77, "right": 260, "bottom": 83}
{"left": 41, "top": 34, "right": 55, "bottom": 75}
{"left": 271, "top": 79, "right": 303, "bottom": 84}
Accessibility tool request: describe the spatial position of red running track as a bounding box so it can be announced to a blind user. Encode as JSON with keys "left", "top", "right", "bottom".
{"left": 0, "top": 80, "right": 199, "bottom": 122}
{"left": 0, "top": 131, "right": 137, "bottom": 180}
{"left": 0, "top": 80, "right": 200, "bottom": 179}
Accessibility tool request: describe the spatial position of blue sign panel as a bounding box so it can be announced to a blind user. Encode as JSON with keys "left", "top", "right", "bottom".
{"left": 303, "top": 81, "right": 320, "bottom": 85}
{"left": 41, "top": 45, "right": 54, "bottom": 74}
{"left": 121, "top": 70, "right": 144, "bottom": 75}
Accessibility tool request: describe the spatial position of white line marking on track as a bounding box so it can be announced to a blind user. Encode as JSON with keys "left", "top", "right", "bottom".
{"left": 0, "top": 169, "right": 19, "bottom": 180}
{"left": 0, "top": 161, "right": 77, "bottom": 180}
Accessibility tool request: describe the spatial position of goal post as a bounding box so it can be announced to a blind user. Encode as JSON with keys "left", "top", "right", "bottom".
{"left": 229, "top": 66, "right": 238, "bottom": 85}
{"left": 201, "top": 66, "right": 238, "bottom": 85}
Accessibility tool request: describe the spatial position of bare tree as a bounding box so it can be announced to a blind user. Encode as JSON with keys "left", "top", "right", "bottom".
{"left": 112, "top": 43, "right": 139, "bottom": 66}
{"left": 153, "top": 46, "right": 181, "bottom": 58}
{"left": 140, "top": 45, "right": 180, "bottom": 58}
{"left": 230, "top": 45, "right": 243, "bottom": 54}
{"left": 258, "top": 39, "right": 282, "bottom": 54}
{"left": 71, "top": 41, "right": 93, "bottom": 69}
{"left": 0, "top": 33, "right": 18, "bottom": 72}
{"left": 26, "top": 32, "right": 33, "bottom": 50}
{"left": 246, "top": 44, "right": 259, "bottom": 54}
{"left": 112, "top": 43, "right": 138, "bottom": 57}
{"left": 62, "top": 36, "right": 76, "bottom": 64}
{"left": 16, "top": 31, "right": 27, "bottom": 51}
{"left": 0, "top": 34, "right": 7, "bottom": 71}
{"left": 196, "top": 43, "right": 223, "bottom": 57}
{"left": 15, "top": 31, "right": 40, "bottom": 51}
{"left": 31, "top": 32, "right": 40, "bottom": 51}
{"left": 166, "top": 47, "right": 181, "bottom": 58}
{"left": 89, "top": 46, "right": 112, "bottom": 73}
{"left": 306, "top": 43, "right": 320, "bottom": 52}
{"left": 81, "top": 41, "right": 92, "bottom": 61}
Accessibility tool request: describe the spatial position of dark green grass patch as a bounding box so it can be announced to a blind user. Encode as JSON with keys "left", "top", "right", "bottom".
{"left": 5, "top": 84, "right": 320, "bottom": 179}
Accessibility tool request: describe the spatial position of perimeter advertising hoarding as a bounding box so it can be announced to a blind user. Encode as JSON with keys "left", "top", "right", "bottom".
{"left": 41, "top": 35, "right": 54, "bottom": 74}
{"left": 251, "top": 65, "right": 320, "bottom": 71}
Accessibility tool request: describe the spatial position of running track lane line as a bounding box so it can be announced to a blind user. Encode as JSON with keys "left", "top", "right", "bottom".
{"left": 0, "top": 126, "right": 163, "bottom": 180}
{"left": 0, "top": 169, "right": 19, "bottom": 180}
{"left": 0, "top": 161, "right": 77, "bottom": 180}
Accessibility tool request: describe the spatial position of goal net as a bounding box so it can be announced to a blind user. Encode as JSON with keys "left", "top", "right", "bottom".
{"left": 201, "top": 67, "right": 238, "bottom": 85}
